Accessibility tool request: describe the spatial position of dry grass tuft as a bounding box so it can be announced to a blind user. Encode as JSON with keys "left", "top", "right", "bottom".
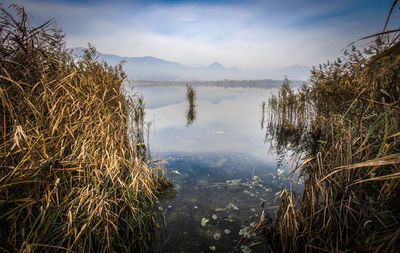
{"left": 0, "top": 5, "right": 169, "bottom": 252}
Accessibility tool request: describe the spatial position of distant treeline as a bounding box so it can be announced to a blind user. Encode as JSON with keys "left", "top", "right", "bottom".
{"left": 132, "top": 79, "right": 303, "bottom": 88}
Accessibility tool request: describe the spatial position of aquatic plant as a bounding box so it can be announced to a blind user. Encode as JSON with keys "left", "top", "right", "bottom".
{"left": 257, "top": 3, "right": 400, "bottom": 252}
{"left": 0, "top": 5, "right": 169, "bottom": 252}
{"left": 265, "top": 77, "right": 314, "bottom": 157}
{"left": 260, "top": 101, "right": 266, "bottom": 129}
{"left": 186, "top": 84, "right": 197, "bottom": 126}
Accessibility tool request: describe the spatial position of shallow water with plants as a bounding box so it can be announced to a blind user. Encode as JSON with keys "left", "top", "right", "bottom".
{"left": 129, "top": 85, "right": 301, "bottom": 252}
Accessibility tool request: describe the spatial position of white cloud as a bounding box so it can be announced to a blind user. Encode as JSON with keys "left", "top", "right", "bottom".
{"left": 5, "top": 0, "right": 396, "bottom": 75}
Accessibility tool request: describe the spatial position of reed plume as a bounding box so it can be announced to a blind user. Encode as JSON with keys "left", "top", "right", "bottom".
{"left": 0, "top": 5, "right": 168, "bottom": 252}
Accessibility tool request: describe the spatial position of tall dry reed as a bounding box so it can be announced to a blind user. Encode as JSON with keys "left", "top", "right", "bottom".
{"left": 258, "top": 3, "right": 400, "bottom": 252}
{"left": 0, "top": 5, "right": 168, "bottom": 252}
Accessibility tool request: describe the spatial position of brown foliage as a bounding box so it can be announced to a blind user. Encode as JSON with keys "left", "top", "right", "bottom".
{"left": 0, "top": 5, "right": 168, "bottom": 252}
{"left": 263, "top": 8, "right": 400, "bottom": 253}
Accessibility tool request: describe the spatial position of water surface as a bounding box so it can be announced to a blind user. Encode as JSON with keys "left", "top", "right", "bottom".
{"left": 129, "top": 84, "right": 294, "bottom": 252}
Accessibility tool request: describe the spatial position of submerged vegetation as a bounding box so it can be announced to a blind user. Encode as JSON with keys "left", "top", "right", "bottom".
{"left": 259, "top": 6, "right": 400, "bottom": 253}
{"left": 0, "top": 5, "right": 169, "bottom": 252}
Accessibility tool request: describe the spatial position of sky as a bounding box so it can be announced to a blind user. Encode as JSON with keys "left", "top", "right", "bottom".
{"left": 3, "top": 0, "right": 398, "bottom": 74}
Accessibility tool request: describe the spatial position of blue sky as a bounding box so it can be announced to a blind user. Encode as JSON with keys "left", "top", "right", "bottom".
{"left": 5, "top": 0, "right": 398, "bottom": 75}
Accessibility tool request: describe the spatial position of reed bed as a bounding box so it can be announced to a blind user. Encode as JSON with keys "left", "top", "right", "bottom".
{"left": 257, "top": 5, "right": 400, "bottom": 253}
{"left": 0, "top": 5, "right": 168, "bottom": 252}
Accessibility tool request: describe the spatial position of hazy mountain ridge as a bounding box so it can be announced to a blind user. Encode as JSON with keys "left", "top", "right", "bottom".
{"left": 71, "top": 47, "right": 310, "bottom": 81}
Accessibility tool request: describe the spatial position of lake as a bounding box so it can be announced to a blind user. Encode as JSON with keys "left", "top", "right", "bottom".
{"left": 127, "top": 84, "right": 297, "bottom": 252}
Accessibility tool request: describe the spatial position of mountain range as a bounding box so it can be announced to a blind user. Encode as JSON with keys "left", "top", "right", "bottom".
{"left": 72, "top": 47, "right": 310, "bottom": 81}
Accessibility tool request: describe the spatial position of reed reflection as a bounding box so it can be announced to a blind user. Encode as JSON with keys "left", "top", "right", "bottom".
{"left": 185, "top": 84, "right": 197, "bottom": 126}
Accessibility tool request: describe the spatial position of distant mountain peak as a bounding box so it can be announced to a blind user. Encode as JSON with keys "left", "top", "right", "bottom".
{"left": 69, "top": 47, "right": 311, "bottom": 81}
{"left": 207, "top": 62, "right": 225, "bottom": 70}
{"left": 70, "top": 47, "right": 243, "bottom": 81}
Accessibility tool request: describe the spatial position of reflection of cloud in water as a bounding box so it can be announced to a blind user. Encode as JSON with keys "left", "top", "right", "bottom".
{"left": 133, "top": 86, "right": 186, "bottom": 109}
{"left": 134, "top": 85, "right": 259, "bottom": 109}
{"left": 141, "top": 86, "right": 301, "bottom": 252}
{"left": 146, "top": 88, "right": 277, "bottom": 162}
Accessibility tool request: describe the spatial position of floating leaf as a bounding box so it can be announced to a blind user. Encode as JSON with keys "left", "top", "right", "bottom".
{"left": 172, "top": 170, "right": 181, "bottom": 175}
{"left": 209, "top": 246, "right": 216, "bottom": 251}
{"left": 201, "top": 218, "right": 209, "bottom": 227}
{"left": 212, "top": 214, "right": 217, "bottom": 220}
{"left": 240, "top": 245, "right": 252, "bottom": 253}
{"left": 213, "top": 233, "right": 221, "bottom": 240}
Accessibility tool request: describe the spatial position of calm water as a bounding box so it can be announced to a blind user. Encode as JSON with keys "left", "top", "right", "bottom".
{"left": 128, "top": 84, "right": 296, "bottom": 252}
